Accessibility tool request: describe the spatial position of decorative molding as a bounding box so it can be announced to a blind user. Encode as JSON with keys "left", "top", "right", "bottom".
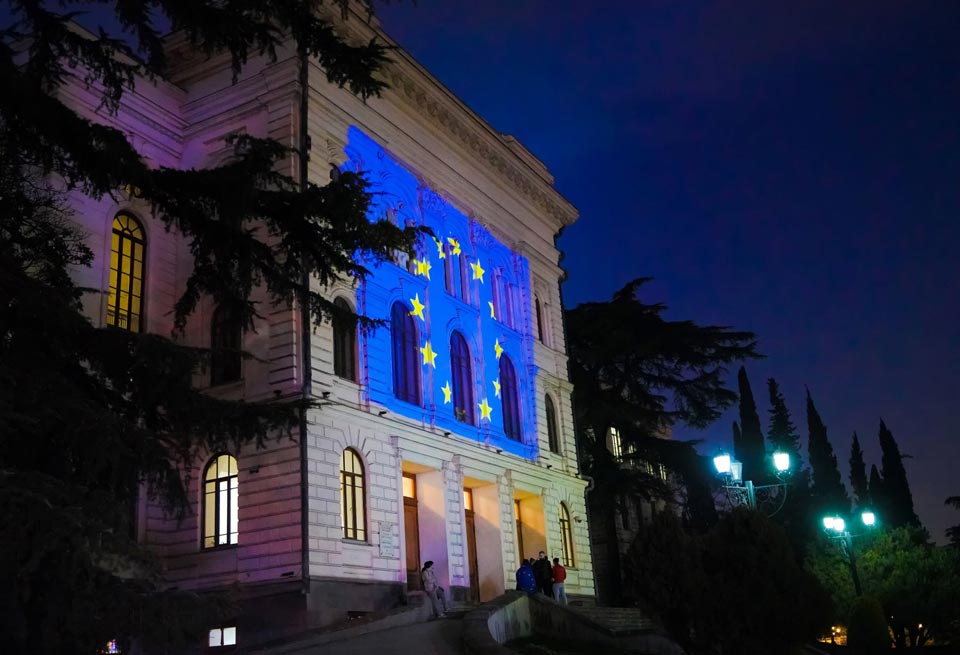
{"left": 382, "top": 67, "right": 578, "bottom": 228}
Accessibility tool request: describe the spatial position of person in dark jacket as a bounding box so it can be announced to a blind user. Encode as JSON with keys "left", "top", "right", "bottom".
{"left": 515, "top": 558, "right": 536, "bottom": 593}
{"left": 532, "top": 551, "right": 553, "bottom": 595}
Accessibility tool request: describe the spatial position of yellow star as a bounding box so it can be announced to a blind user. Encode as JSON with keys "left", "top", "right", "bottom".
{"left": 420, "top": 340, "right": 438, "bottom": 368}
{"left": 492, "top": 379, "right": 501, "bottom": 398}
{"left": 447, "top": 237, "right": 461, "bottom": 256}
{"left": 409, "top": 293, "right": 426, "bottom": 321}
{"left": 435, "top": 238, "right": 446, "bottom": 259}
{"left": 441, "top": 381, "right": 452, "bottom": 404}
{"left": 478, "top": 397, "right": 493, "bottom": 422}
{"left": 470, "top": 259, "right": 485, "bottom": 283}
{"left": 488, "top": 301, "right": 496, "bottom": 319}
{"left": 416, "top": 258, "right": 432, "bottom": 280}
{"left": 494, "top": 338, "right": 504, "bottom": 360}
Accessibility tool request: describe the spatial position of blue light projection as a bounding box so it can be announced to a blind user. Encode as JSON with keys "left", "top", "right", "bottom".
{"left": 345, "top": 127, "right": 539, "bottom": 459}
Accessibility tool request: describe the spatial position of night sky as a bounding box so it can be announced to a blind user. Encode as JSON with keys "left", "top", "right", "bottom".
{"left": 378, "top": 1, "right": 960, "bottom": 542}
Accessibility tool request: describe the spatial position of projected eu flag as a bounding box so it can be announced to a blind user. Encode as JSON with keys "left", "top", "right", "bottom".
{"left": 346, "top": 127, "right": 538, "bottom": 459}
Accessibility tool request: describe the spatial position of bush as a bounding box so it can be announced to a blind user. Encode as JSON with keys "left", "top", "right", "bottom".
{"left": 847, "top": 595, "right": 890, "bottom": 655}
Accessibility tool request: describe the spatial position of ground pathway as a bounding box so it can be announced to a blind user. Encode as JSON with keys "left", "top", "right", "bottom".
{"left": 315, "top": 615, "right": 463, "bottom": 655}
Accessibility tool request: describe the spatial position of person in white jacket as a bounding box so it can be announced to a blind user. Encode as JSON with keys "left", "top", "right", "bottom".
{"left": 420, "top": 561, "right": 446, "bottom": 619}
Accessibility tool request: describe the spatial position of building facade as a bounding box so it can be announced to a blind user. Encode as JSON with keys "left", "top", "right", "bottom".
{"left": 62, "top": 7, "right": 593, "bottom": 649}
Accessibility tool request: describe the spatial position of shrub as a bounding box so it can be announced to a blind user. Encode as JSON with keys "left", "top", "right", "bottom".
{"left": 847, "top": 595, "right": 890, "bottom": 655}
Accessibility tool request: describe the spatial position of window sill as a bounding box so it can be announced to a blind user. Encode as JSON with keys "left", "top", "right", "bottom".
{"left": 201, "top": 544, "right": 239, "bottom": 553}
{"left": 341, "top": 538, "right": 371, "bottom": 546}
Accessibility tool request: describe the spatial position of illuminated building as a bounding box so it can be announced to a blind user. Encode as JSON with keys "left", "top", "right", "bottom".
{"left": 61, "top": 6, "right": 593, "bottom": 648}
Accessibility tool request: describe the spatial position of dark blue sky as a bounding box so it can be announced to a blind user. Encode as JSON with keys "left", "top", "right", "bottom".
{"left": 379, "top": 0, "right": 960, "bottom": 541}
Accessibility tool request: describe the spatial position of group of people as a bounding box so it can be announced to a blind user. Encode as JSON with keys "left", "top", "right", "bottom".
{"left": 515, "top": 551, "right": 568, "bottom": 605}
{"left": 419, "top": 551, "right": 569, "bottom": 621}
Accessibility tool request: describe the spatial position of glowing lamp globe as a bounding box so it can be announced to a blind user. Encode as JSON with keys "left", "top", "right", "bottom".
{"left": 861, "top": 511, "right": 876, "bottom": 527}
{"left": 823, "top": 516, "right": 836, "bottom": 530}
{"left": 773, "top": 451, "right": 790, "bottom": 473}
{"left": 833, "top": 517, "right": 846, "bottom": 532}
{"left": 713, "top": 454, "right": 732, "bottom": 475}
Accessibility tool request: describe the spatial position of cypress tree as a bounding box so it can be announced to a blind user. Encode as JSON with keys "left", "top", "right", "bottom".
{"left": 736, "top": 367, "right": 767, "bottom": 482}
{"left": 732, "top": 420, "right": 743, "bottom": 465}
{"left": 849, "top": 432, "right": 869, "bottom": 509}
{"left": 806, "top": 388, "right": 848, "bottom": 516}
{"left": 766, "top": 378, "right": 802, "bottom": 468}
{"left": 877, "top": 420, "right": 920, "bottom": 527}
{"left": 868, "top": 464, "right": 884, "bottom": 511}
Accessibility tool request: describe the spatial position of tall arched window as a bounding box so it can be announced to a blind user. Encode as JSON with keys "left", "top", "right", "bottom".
{"left": 499, "top": 355, "right": 521, "bottom": 441}
{"left": 391, "top": 301, "right": 421, "bottom": 405}
{"left": 450, "top": 331, "right": 474, "bottom": 424}
{"left": 340, "top": 449, "right": 366, "bottom": 541}
{"left": 333, "top": 297, "right": 357, "bottom": 382}
{"left": 203, "top": 454, "right": 239, "bottom": 549}
{"left": 107, "top": 213, "right": 146, "bottom": 332}
{"left": 211, "top": 304, "right": 242, "bottom": 386}
{"left": 559, "top": 502, "right": 575, "bottom": 567}
{"left": 545, "top": 394, "right": 560, "bottom": 453}
{"left": 535, "top": 296, "right": 544, "bottom": 343}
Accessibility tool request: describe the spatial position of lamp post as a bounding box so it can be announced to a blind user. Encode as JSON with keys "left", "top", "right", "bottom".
{"left": 822, "top": 511, "right": 878, "bottom": 596}
{"left": 713, "top": 450, "right": 791, "bottom": 515}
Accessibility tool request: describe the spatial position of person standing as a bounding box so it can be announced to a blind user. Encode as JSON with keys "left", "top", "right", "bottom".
{"left": 420, "top": 561, "right": 445, "bottom": 619}
{"left": 515, "top": 558, "right": 536, "bottom": 594}
{"left": 532, "top": 551, "right": 553, "bottom": 595}
{"left": 551, "top": 557, "right": 568, "bottom": 605}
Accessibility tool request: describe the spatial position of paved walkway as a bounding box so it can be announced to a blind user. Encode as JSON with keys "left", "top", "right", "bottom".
{"left": 317, "top": 617, "right": 463, "bottom": 655}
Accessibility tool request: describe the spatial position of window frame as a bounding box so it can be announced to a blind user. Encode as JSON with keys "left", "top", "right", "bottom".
{"left": 450, "top": 330, "right": 475, "bottom": 425}
{"left": 340, "top": 448, "right": 367, "bottom": 541}
{"left": 545, "top": 394, "right": 560, "bottom": 454}
{"left": 390, "top": 301, "right": 422, "bottom": 406}
{"left": 106, "top": 212, "right": 146, "bottom": 333}
{"left": 559, "top": 502, "right": 575, "bottom": 568}
{"left": 499, "top": 355, "right": 522, "bottom": 441}
{"left": 202, "top": 454, "right": 239, "bottom": 549}
{"left": 332, "top": 297, "right": 358, "bottom": 382}
{"left": 210, "top": 304, "right": 242, "bottom": 386}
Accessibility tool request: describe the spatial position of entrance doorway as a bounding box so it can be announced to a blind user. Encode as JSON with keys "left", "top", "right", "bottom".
{"left": 403, "top": 473, "right": 420, "bottom": 591}
{"left": 463, "top": 489, "right": 480, "bottom": 603}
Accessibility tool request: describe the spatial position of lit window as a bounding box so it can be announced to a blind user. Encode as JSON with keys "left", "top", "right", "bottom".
{"left": 203, "top": 454, "right": 238, "bottom": 548}
{"left": 499, "top": 355, "right": 521, "bottom": 441}
{"left": 559, "top": 503, "right": 575, "bottom": 567}
{"left": 211, "top": 304, "right": 242, "bottom": 386}
{"left": 463, "top": 488, "right": 473, "bottom": 512}
{"left": 402, "top": 472, "right": 417, "bottom": 499}
{"left": 208, "top": 626, "right": 236, "bottom": 648}
{"left": 608, "top": 427, "right": 623, "bottom": 462}
{"left": 340, "top": 449, "right": 366, "bottom": 541}
{"left": 107, "top": 213, "right": 146, "bottom": 332}
{"left": 450, "top": 331, "right": 475, "bottom": 424}
{"left": 545, "top": 395, "right": 560, "bottom": 454}
{"left": 333, "top": 297, "right": 357, "bottom": 382}
{"left": 391, "top": 301, "right": 421, "bottom": 405}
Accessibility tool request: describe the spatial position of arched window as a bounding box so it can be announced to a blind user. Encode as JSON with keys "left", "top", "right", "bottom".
{"left": 211, "top": 304, "right": 242, "bottom": 386}
{"left": 500, "top": 355, "right": 521, "bottom": 441}
{"left": 450, "top": 331, "right": 474, "bottom": 424}
{"left": 333, "top": 297, "right": 357, "bottom": 382}
{"left": 203, "top": 454, "right": 239, "bottom": 548}
{"left": 340, "top": 449, "right": 366, "bottom": 541}
{"left": 107, "top": 213, "right": 146, "bottom": 332}
{"left": 559, "top": 502, "right": 575, "bottom": 567}
{"left": 545, "top": 394, "right": 560, "bottom": 453}
{"left": 391, "top": 301, "right": 421, "bottom": 405}
{"left": 535, "top": 296, "right": 544, "bottom": 343}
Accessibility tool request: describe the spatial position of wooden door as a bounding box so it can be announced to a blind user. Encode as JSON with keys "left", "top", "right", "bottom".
{"left": 465, "top": 507, "right": 480, "bottom": 602}
{"left": 403, "top": 473, "right": 421, "bottom": 591}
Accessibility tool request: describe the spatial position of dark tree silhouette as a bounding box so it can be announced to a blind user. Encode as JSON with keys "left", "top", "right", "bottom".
{"left": 735, "top": 367, "right": 767, "bottom": 482}
{"left": 805, "top": 388, "right": 848, "bottom": 517}
{"left": 877, "top": 420, "right": 920, "bottom": 528}
{"left": 849, "top": 432, "right": 869, "bottom": 509}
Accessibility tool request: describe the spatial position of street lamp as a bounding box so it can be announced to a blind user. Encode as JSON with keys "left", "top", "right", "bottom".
{"left": 821, "top": 511, "right": 879, "bottom": 596}
{"left": 713, "top": 450, "right": 791, "bottom": 514}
